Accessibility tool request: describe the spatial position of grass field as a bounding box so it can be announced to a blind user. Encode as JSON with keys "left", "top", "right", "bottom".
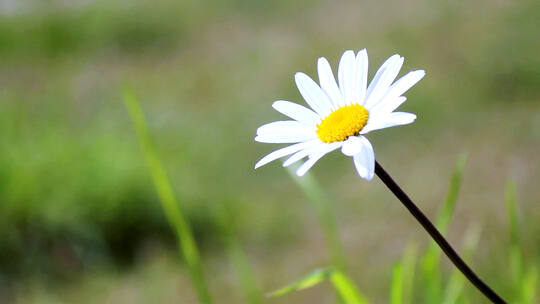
{"left": 0, "top": 0, "right": 538, "bottom": 303}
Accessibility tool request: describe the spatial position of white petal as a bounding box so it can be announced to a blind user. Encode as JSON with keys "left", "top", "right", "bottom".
{"left": 272, "top": 100, "right": 321, "bottom": 126}
{"left": 341, "top": 136, "right": 364, "bottom": 156}
{"left": 254, "top": 134, "right": 314, "bottom": 144}
{"left": 353, "top": 137, "right": 375, "bottom": 180}
{"left": 369, "top": 96, "right": 407, "bottom": 117}
{"left": 364, "top": 55, "right": 404, "bottom": 109}
{"left": 254, "top": 139, "right": 320, "bottom": 169}
{"left": 296, "top": 153, "right": 325, "bottom": 176}
{"left": 338, "top": 50, "right": 356, "bottom": 105}
{"left": 361, "top": 112, "right": 416, "bottom": 134}
{"left": 386, "top": 112, "right": 417, "bottom": 125}
{"left": 317, "top": 57, "right": 342, "bottom": 109}
{"left": 256, "top": 120, "right": 313, "bottom": 136}
{"left": 355, "top": 49, "right": 368, "bottom": 105}
{"left": 296, "top": 143, "right": 343, "bottom": 176}
{"left": 368, "top": 70, "right": 424, "bottom": 115}
{"left": 283, "top": 142, "right": 340, "bottom": 167}
{"left": 365, "top": 55, "right": 398, "bottom": 100}
{"left": 255, "top": 121, "right": 316, "bottom": 143}
{"left": 283, "top": 144, "right": 321, "bottom": 167}
{"left": 385, "top": 70, "right": 425, "bottom": 101}
{"left": 295, "top": 72, "right": 333, "bottom": 117}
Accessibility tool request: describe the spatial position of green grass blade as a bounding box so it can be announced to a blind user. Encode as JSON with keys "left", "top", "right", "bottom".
{"left": 437, "top": 153, "right": 468, "bottom": 234}
{"left": 124, "top": 90, "right": 213, "bottom": 304}
{"left": 401, "top": 245, "right": 417, "bottom": 304}
{"left": 267, "top": 268, "right": 332, "bottom": 297}
{"left": 522, "top": 266, "right": 538, "bottom": 304}
{"left": 287, "top": 168, "right": 347, "bottom": 271}
{"left": 421, "top": 153, "right": 467, "bottom": 302}
{"left": 391, "top": 263, "right": 404, "bottom": 304}
{"left": 330, "top": 270, "right": 370, "bottom": 304}
{"left": 268, "top": 268, "right": 369, "bottom": 304}
{"left": 391, "top": 244, "right": 417, "bottom": 304}
{"left": 225, "top": 235, "right": 264, "bottom": 304}
{"left": 505, "top": 181, "right": 537, "bottom": 304}
{"left": 505, "top": 181, "right": 520, "bottom": 246}
{"left": 442, "top": 225, "right": 482, "bottom": 304}
{"left": 215, "top": 204, "right": 263, "bottom": 304}
{"left": 505, "top": 181, "right": 523, "bottom": 290}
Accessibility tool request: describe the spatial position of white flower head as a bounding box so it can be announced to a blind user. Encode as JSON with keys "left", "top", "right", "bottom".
{"left": 255, "top": 49, "right": 425, "bottom": 180}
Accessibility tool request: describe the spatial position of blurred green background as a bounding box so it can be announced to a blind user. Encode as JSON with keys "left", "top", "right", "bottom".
{"left": 0, "top": 0, "right": 538, "bottom": 303}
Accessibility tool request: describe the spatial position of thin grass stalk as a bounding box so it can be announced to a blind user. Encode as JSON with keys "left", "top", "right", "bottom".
{"left": 215, "top": 203, "right": 263, "bottom": 304}
{"left": 124, "top": 90, "right": 213, "bottom": 304}
{"left": 288, "top": 169, "right": 348, "bottom": 303}
{"left": 390, "top": 244, "right": 417, "bottom": 304}
{"left": 504, "top": 181, "right": 538, "bottom": 304}
{"left": 287, "top": 168, "right": 347, "bottom": 271}
{"left": 505, "top": 182, "right": 522, "bottom": 288}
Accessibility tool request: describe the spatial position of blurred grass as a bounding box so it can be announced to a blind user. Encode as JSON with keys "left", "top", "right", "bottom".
{"left": 124, "top": 90, "right": 212, "bottom": 304}
{"left": 505, "top": 181, "right": 538, "bottom": 304}
{"left": 390, "top": 244, "right": 417, "bottom": 304}
{"left": 288, "top": 167, "right": 347, "bottom": 271}
{"left": 214, "top": 202, "right": 264, "bottom": 304}
{"left": 0, "top": 0, "right": 538, "bottom": 303}
{"left": 265, "top": 156, "right": 537, "bottom": 303}
{"left": 268, "top": 268, "right": 369, "bottom": 304}
{"left": 442, "top": 225, "right": 482, "bottom": 304}
{"left": 421, "top": 154, "right": 466, "bottom": 303}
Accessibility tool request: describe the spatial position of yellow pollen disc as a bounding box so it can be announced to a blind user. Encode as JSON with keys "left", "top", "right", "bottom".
{"left": 316, "top": 104, "right": 369, "bottom": 143}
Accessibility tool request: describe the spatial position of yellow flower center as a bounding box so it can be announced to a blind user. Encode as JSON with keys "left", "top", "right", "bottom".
{"left": 316, "top": 104, "right": 369, "bottom": 143}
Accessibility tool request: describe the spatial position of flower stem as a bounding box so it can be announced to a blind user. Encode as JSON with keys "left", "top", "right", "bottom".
{"left": 374, "top": 161, "right": 506, "bottom": 304}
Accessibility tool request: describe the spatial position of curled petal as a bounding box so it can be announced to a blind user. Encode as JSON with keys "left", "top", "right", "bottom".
{"left": 352, "top": 137, "right": 375, "bottom": 180}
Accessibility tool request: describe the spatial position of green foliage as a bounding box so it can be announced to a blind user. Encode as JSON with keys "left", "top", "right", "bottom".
{"left": 0, "top": 101, "right": 171, "bottom": 275}
{"left": 124, "top": 91, "right": 212, "bottom": 304}
{"left": 0, "top": 5, "right": 184, "bottom": 61}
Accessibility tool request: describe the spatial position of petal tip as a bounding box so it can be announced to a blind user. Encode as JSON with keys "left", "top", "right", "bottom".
{"left": 271, "top": 100, "right": 285, "bottom": 111}
{"left": 413, "top": 69, "right": 426, "bottom": 78}
{"left": 254, "top": 161, "right": 263, "bottom": 169}
{"left": 317, "top": 57, "right": 329, "bottom": 64}
{"left": 356, "top": 49, "right": 368, "bottom": 61}
{"left": 295, "top": 72, "right": 306, "bottom": 79}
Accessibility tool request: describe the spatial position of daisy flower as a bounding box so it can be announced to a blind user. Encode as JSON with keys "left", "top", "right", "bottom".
{"left": 254, "top": 49, "right": 425, "bottom": 180}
